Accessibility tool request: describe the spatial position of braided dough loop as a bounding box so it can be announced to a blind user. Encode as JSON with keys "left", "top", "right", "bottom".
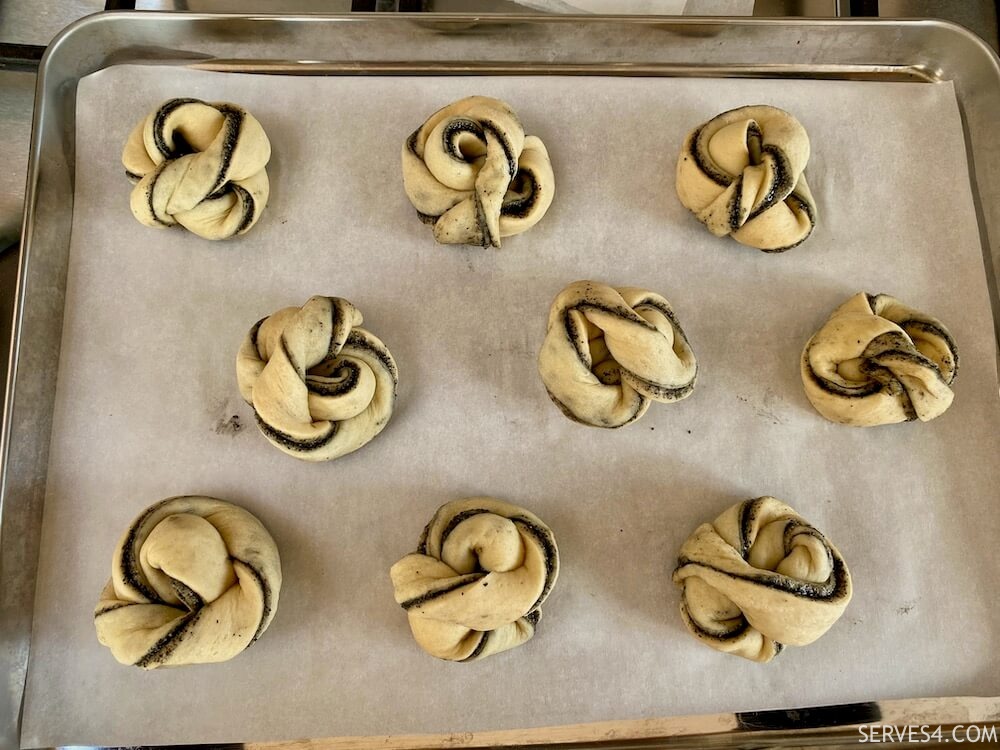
{"left": 676, "top": 105, "right": 816, "bottom": 252}
{"left": 94, "top": 496, "right": 281, "bottom": 669}
{"left": 390, "top": 497, "right": 559, "bottom": 662}
{"left": 538, "top": 280, "right": 698, "bottom": 428}
{"left": 122, "top": 98, "right": 271, "bottom": 240}
{"left": 402, "top": 96, "right": 555, "bottom": 247}
{"left": 802, "top": 292, "right": 958, "bottom": 426}
{"left": 236, "top": 296, "right": 399, "bottom": 462}
{"left": 672, "top": 497, "right": 851, "bottom": 663}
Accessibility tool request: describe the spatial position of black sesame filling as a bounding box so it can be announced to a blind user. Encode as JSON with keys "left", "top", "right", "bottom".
{"left": 431, "top": 508, "right": 558, "bottom": 610}
{"left": 345, "top": 331, "right": 399, "bottom": 385}
{"left": 254, "top": 409, "right": 338, "bottom": 452}
{"left": 675, "top": 553, "right": 849, "bottom": 601}
{"left": 118, "top": 497, "right": 175, "bottom": 602}
{"left": 230, "top": 183, "right": 257, "bottom": 235}
{"left": 546, "top": 387, "right": 644, "bottom": 429}
{"left": 480, "top": 119, "right": 517, "bottom": 179}
{"left": 683, "top": 602, "right": 751, "bottom": 641}
{"left": 144, "top": 163, "right": 172, "bottom": 228}
{"left": 460, "top": 631, "right": 490, "bottom": 662}
{"left": 207, "top": 105, "right": 245, "bottom": 196}
{"left": 399, "top": 573, "right": 486, "bottom": 610}
{"left": 232, "top": 557, "right": 273, "bottom": 645}
{"left": 306, "top": 360, "right": 362, "bottom": 397}
{"left": 501, "top": 169, "right": 538, "bottom": 218}
{"left": 442, "top": 118, "right": 486, "bottom": 162}
{"left": 151, "top": 97, "right": 202, "bottom": 159}
{"left": 135, "top": 609, "right": 202, "bottom": 668}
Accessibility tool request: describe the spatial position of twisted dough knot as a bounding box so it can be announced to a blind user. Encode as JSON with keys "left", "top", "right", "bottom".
{"left": 673, "top": 497, "right": 851, "bottom": 663}
{"left": 390, "top": 497, "right": 559, "bottom": 662}
{"left": 237, "top": 296, "right": 398, "bottom": 462}
{"left": 676, "top": 105, "right": 816, "bottom": 252}
{"left": 802, "top": 292, "right": 958, "bottom": 426}
{"left": 537, "top": 280, "right": 697, "bottom": 428}
{"left": 122, "top": 98, "right": 271, "bottom": 240}
{"left": 402, "top": 96, "right": 555, "bottom": 248}
{"left": 94, "top": 496, "right": 281, "bottom": 669}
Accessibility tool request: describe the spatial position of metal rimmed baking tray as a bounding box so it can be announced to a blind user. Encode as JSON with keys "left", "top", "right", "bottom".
{"left": 5, "top": 12, "right": 1000, "bottom": 750}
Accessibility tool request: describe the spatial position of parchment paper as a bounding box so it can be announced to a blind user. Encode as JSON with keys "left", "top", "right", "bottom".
{"left": 20, "top": 66, "right": 1000, "bottom": 748}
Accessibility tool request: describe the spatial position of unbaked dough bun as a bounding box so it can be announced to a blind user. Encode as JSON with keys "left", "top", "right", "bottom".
{"left": 390, "top": 497, "right": 559, "bottom": 662}
{"left": 402, "top": 96, "right": 555, "bottom": 247}
{"left": 801, "top": 292, "right": 958, "bottom": 426}
{"left": 95, "top": 495, "right": 281, "bottom": 669}
{"left": 537, "top": 280, "right": 697, "bottom": 428}
{"left": 237, "top": 296, "right": 398, "bottom": 461}
{"left": 673, "top": 496, "right": 851, "bottom": 663}
{"left": 122, "top": 98, "right": 271, "bottom": 240}
{"left": 676, "top": 105, "right": 816, "bottom": 252}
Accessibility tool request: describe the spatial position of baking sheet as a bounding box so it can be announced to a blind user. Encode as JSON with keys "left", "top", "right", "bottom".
{"left": 20, "top": 66, "right": 1000, "bottom": 748}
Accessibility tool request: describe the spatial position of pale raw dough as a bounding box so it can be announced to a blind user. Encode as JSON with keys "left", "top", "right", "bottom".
{"left": 673, "top": 496, "right": 852, "bottom": 663}
{"left": 801, "top": 292, "right": 958, "bottom": 426}
{"left": 401, "top": 96, "right": 555, "bottom": 248}
{"left": 390, "top": 497, "right": 559, "bottom": 662}
{"left": 676, "top": 105, "right": 816, "bottom": 252}
{"left": 94, "top": 495, "right": 281, "bottom": 669}
{"left": 122, "top": 98, "right": 271, "bottom": 240}
{"left": 537, "top": 280, "right": 697, "bottom": 428}
{"left": 236, "top": 296, "right": 398, "bottom": 462}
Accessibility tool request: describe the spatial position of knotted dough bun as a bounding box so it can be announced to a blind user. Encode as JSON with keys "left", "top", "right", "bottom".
{"left": 237, "top": 296, "right": 398, "bottom": 461}
{"left": 402, "top": 96, "right": 555, "bottom": 247}
{"left": 122, "top": 98, "right": 271, "bottom": 240}
{"left": 538, "top": 280, "right": 697, "bottom": 428}
{"left": 673, "top": 496, "right": 851, "bottom": 663}
{"left": 390, "top": 497, "right": 559, "bottom": 662}
{"left": 676, "top": 105, "right": 816, "bottom": 252}
{"left": 95, "top": 495, "right": 281, "bottom": 668}
{"left": 801, "top": 292, "right": 958, "bottom": 426}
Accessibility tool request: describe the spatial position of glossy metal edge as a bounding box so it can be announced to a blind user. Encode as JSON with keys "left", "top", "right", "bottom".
{"left": 242, "top": 695, "right": 1000, "bottom": 749}
{"left": 4, "top": 12, "right": 1000, "bottom": 750}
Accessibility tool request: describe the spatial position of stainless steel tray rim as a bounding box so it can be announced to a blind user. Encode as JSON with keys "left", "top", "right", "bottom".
{"left": 7, "top": 12, "right": 1000, "bottom": 750}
